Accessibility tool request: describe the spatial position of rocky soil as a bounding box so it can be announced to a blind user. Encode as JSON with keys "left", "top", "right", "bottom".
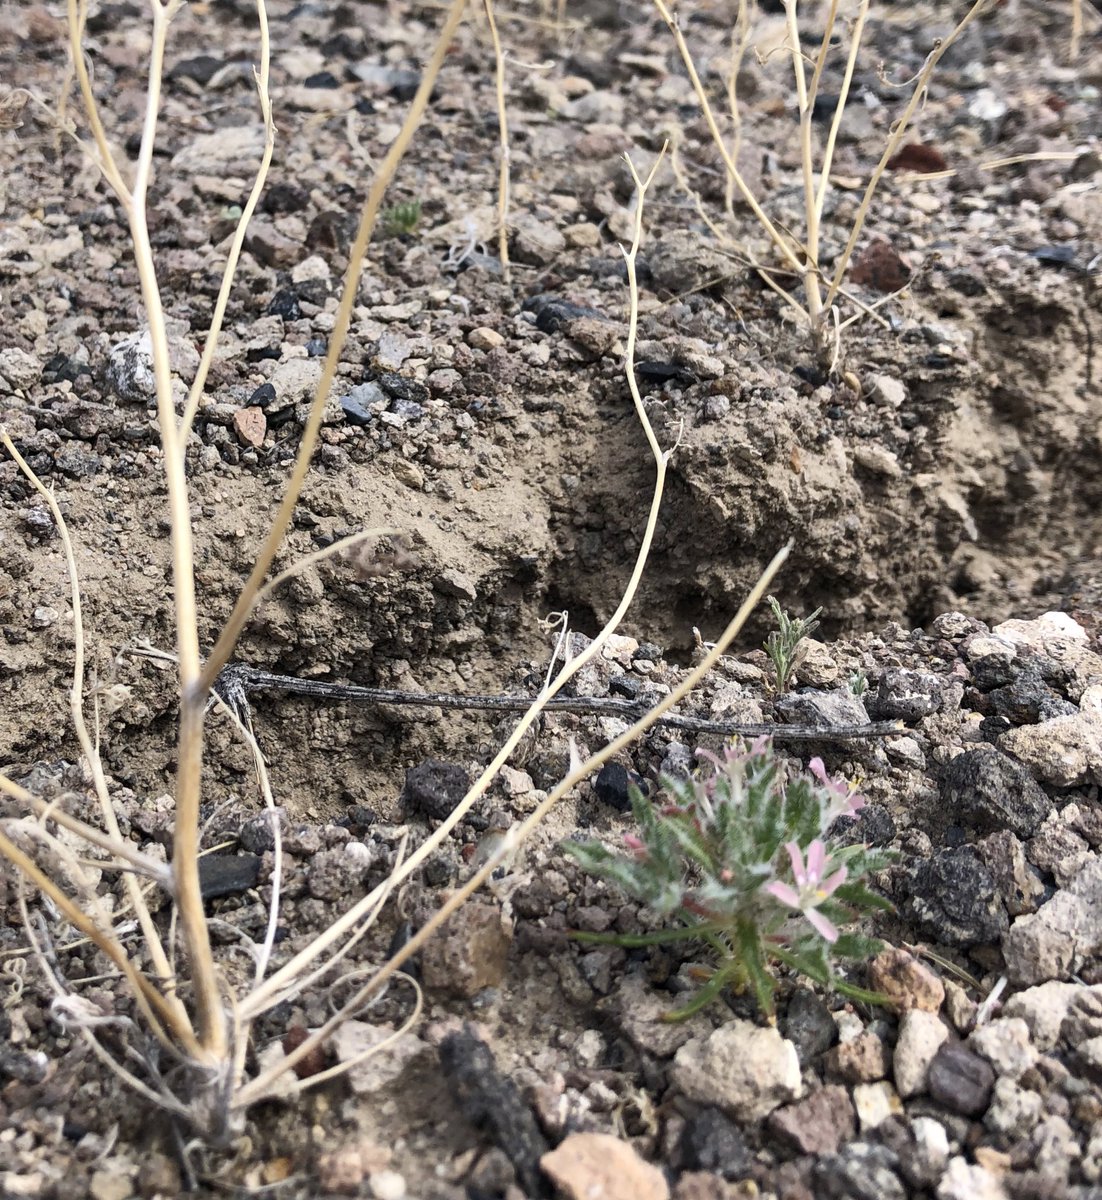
{"left": 1, "top": 0, "right": 1102, "bottom": 1197}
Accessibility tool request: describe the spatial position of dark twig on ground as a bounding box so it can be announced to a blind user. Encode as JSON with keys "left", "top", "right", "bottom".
{"left": 211, "top": 663, "right": 904, "bottom": 743}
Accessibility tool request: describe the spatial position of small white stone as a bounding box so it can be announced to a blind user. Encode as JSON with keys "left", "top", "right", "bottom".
{"left": 1003, "top": 981, "right": 1086, "bottom": 1050}
{"left": 909, "top": 192, "right": 940, "bottom": 215}
{"left": 969, "top": 1017, "right": 1037, "bottom": 1080}
{"left": 962, "top": 634, "right": 1017, "bottom": 662}
{"left": 894, "top": 1009, "right": 950, "bottom": 1098}
{"left": 869, "top": 374, "right": 906, "bottom": 407}
{"left": 0, "top": 347, "right": 42, "bottom": 390}
{"left": 468, "top": 326, "right": 505, "bottom": 350}
{"left": 670, "top": 1020, "right": 802, "bottom": 1121}
{"left": 852, "top": 1080, "right": 903, "bottom": 1130}
{"left": 292, "top": 253, "right": 330, "bottom": 284}
{"left": 937, "top": 1156, "right": 1008, "bottom": 1200}
{"left": 993, "top": 612, "right": 1088, "bottom": 648}
{"left": 370, "top": 1169, "right": 407, "bottom": 1200}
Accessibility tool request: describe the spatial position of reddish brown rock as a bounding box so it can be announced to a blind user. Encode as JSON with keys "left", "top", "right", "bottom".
{"left": 767, "top": 1085, "right": 856, "bottom": 1155}
{"left": 233, "top": 405, "right": 266, "bottom": 448}
{"left": 868, "top": 947, "right": 946, "bottom": 1013}
{"left": 541, "top": 1133, "right": 668, "bottom": 1200}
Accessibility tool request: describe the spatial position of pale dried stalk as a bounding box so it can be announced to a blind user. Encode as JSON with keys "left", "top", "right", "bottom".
{"left": 723, "top": 0, "right": 751, "bottom": 222}
{"left": 783, "top": 0, "right": 836, "bottom": 329}
{"left": 653, "top": 0, "right": 805, "bottom": 277}
{"left": 252, "top": 527, "right": 398, "bottom": 608}
{"left": 894, "top": 149, "right": 1081, "bottom": 184}
{"left": 483, "top": 0, "right": 511, "bottom": 277}
{"left": 4, "top": 0, "right": 470, "bottom": 1112}
{"left": 813, "top": 1, "right": 867, "bottom": 225}
{"left": 0, "top": 824, "right": 189, "bottom": 1052}
{"left": 821, "top": 0, "right": 992, "bottom": 313}
{"left": 0, "top": 771, "right": 168, "bottom": 881}
{"left": 1, "top": 433, "right": 178, "bottom": 996}
{"left": 179, "top": 0, "right": 274, "bottom": 440}
{"left": 659, "top": 0, "right": 988, "bottom": 345}
{"left": 67, "top": 0, "right": 224, "bottom": 1059}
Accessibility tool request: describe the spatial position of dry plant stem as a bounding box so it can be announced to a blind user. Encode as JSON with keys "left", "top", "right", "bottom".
{"left": 238, "top": 970, "right": 421, "bottom": 1107}
{"left": 822, "top": 0, "right": 992, "bottom": 312}
{"left": 653, "top": 0, "right": 804, "bottom": 277}
{"left": 200, "top": 0, "right": 470, "bottom": 691}
{"left": 208, "top": 698, "right": 283, "bottom": 987}
{"left": 483, "top": 0, "right": 511, "bottom": 278}
{"left": 179, "top": 0, "right": 273, "bottom": 440}
{"left": 0, "top": 773, "right": 169, "bottom": 882}
{"left": 67, "top": 0, "right": 223, "bottom": 1057}
{"left": 21, "top": 910, "right": 193, "bottom": 1117}
{"left": 723, "top": 0, "right": 751, "bottom": 221}
{"left": 252, "top": 526, "right": 398, "bottom": 607}
{"left": 0, "top": 433, "right": 179, "bottom": 1010}
{"left": 814, "top": 0, "right": 868, "bottom": 224}
{"left": 239, "top": 148, "right": 674, "bottom": 1024}
{"left": 0, "top": 825, "right": 186, "bottom": 1051}
{"left": 783, "top": 0, "right": 834, "bottom": 329}
{"left": 900, "top": 149, "right": 1081, "bottom": 184}
{"left": 1071, "top": 0, "right": 1082, "bottom": 59}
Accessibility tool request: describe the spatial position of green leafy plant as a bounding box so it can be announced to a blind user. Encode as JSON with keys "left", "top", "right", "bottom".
{"left": 763, "top": 594, "right": 821, "bottom": 693}
{"left": 382, "top": 198, "right": 423, "bottom": 236}
{"left": 564, "top": 739, "right": 894, "bottom": 1019}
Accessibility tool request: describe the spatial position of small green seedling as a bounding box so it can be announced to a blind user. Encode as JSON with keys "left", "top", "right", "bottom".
{"left": 382, "top": 199, "right": 423, "bottom": 237}
{"left": 764, "top": 595, "right": 821, "bottom": 694}
{"left": 564, "top": 739, "right": 893, "bottom": 1019}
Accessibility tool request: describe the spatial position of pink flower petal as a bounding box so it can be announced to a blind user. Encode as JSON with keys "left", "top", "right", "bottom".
{"left": 819, "top": 866, "right": 848, "bottom": 898}
{"left": 784, "top": 841, "right": 806, "bottom": 885}
{"left": 806, "top": 908, "right": 840, "bottom": 943}
{"left": 806, "top": 839, "right": 826, "bottom": 883}
{"left": 766, "top": 880, "right": 801, "bottom": 909}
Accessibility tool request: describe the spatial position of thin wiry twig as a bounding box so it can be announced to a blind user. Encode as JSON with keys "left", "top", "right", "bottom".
{"left": 212, "top": 663, "right": 903, "bottom": 743}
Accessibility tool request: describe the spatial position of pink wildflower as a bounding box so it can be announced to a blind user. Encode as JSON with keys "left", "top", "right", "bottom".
{"left": 808, "top": 757, "right": 865, "bottom": 819}
{"left": 766, "top": 839, "right": 848, "bottom": 943}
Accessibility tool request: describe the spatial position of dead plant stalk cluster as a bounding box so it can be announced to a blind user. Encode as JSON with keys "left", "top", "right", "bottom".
{"left": 0, "top": 0, "right": 790, "bottom": 1142}
{"left": 659, "top": 0, "right": 993, "bottom": 362}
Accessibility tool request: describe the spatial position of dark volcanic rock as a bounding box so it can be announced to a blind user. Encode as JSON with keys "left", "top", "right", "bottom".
{"left": 677, "top": 1106, "right": 755, "bottom": 1179}
{"left": 926, "top": 1041, "right": 995, "bottom": 1116}
{"left": 400, "top": 759, "right": 472, "bottom": 821}
{"left": 783, "top": 988, "right": 837, "bottom": 1065}
{"left": 438, "top": 1025, "right": 548, "bottom": 1196}
{"left": 940, "top": 746, "right": 1051, "bottom": 837}
{"left": 811, "top": 1142, "right": 906, "bottom": 1200}
{"left": 904, "top": 847, "right": 1009, "bottom": 948}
